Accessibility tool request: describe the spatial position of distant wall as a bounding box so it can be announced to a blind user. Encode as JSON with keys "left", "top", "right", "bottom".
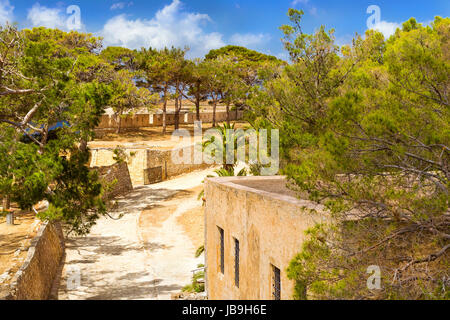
{"left": 96, "top": 111, "right": 244, "bottom": 131}
{"left": 93, "top": 162, "right": 133, "bottom": 199}
{"left": 2, "top": 222, "right": 64, "bottom": 300}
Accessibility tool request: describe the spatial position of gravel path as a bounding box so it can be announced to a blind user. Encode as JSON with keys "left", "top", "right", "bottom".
{"left": 57, "top": 169, "right": 213, "bottom": 300}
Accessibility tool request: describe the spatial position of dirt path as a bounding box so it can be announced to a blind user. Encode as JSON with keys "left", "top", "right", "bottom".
{"left": 57, "top": 169, "right": 213, "bottom": 300}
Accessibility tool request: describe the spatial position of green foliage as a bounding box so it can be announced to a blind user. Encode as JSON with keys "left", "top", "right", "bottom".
{"left": 108, "top": 69, "right": 158, "bottom": 133}
{"left": 112, "top": 146, "right": 128, "bottom": 164}
{"left": 100, "top": 46, "right": 136, "bottom": 71}
{"left": 250, "top": 12, "right": 450, "bottom": 299}
{"left": 183, "top": 264, "right": 205, "bottom": 294}
{"left": 195, "top": 245, "right": 205, "bottom": 258}
{"left": 205, "top": 45, "right": 281, "bottom": 64}
{"left": 0, "top": 26, "right": 143, "bottom": 234}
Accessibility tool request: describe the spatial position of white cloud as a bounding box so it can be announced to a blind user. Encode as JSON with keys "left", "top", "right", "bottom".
{"left": 100, "top": 0, "right": 225, "bottom": 58}
{"left": 110, "top": 2, "right": 134, "bottom": 11}
{"left": 229, "top": 33, "right": 270, "bottom": 49}
{"left": 292, "top": 0, "right": 309, "bottom": 5}
{"left": 27, "top": 3, "right": 67, "bottom": 29}
{"left": 26, "top": 3, "right": 85, "bottom": 31}
{"left": 372, "top": 20, "right": 401, "bottom": 39}
{"left": 0, "top": 0, "right": 14, "bottom": 25}
{"left": 275, "top": 52, "right": 289, "bottom": 62}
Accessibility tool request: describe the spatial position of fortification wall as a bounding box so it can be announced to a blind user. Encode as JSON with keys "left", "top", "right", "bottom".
{"left": 90, "top": 145, "right": 211, "bottom": 187}
{"left": 96, "top": 111, "right": 244, "bottom": 130}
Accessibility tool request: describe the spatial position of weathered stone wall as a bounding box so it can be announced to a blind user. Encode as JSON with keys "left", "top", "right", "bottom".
{"left": 204, "top": 176, "right": 328, "bottom": 300}
{"left": 93, "top": 162, "right": 133, "bottom": 199}
{"left": 1, "top": 222, "right": 64, "bottom": 300}
{"left": 91, "top": 145, "right": 211, "bottom": 187}
{"left": 147, "top": 145, "right": 211, "bottom": 182}
{"left": 90, "top": 148, "right": 148, "bottom": 186}
{"left": 96, "top": 111, "right": 244, "bottom": 131}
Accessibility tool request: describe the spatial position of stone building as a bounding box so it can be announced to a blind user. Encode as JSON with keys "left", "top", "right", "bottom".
{"left": 204, "top": 176, "right": 327, "bottom": 300}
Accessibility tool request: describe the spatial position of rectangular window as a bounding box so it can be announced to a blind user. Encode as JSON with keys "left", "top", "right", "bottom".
{"left": 234, "top": 238, "right": 240, "bottom": 288}
{"left": 219, "top": 227, "right": 224, "bottom": 274}
{"left": 272, "top": 265, "right": 281, "bottom": 300}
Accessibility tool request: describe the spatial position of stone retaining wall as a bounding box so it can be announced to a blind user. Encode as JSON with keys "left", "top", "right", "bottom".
{"left": 1, "top": 222, "right": 64, "bottom": 300}
{"left": 146, "top": 145, "right": 212, "bottom": 182}
{"left": 90, "top": 145, "right": 211, "bottom": 187}
{"left": 93, "top": 162, "right": 133, "bottom": 199}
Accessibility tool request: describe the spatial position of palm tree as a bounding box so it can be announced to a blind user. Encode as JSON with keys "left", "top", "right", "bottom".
{"left": 202, "top": 123, "right": 245, "bottom": 172}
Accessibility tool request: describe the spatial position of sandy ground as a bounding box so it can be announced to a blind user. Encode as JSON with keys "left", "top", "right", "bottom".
{"left": 176, "top": 206, "right": 205, "bottom": 251}
{"left": 56, "top": 168, "right": 214, "bottom": 300}
{"left": 90, "top": 121, "right": 250, "bottom": 147}
{"left": 0, "top": 212, "right": 40, "bottom": 286}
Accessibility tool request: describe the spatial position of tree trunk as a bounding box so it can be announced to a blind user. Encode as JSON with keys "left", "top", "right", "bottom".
{"left": 226, "top": 102, "right": 231, "bottom": 126}
{"left": 195, "top": 82, "right": 201, "bottom": 122}
{"left": 116, "top": 115, "right": 122, "bottom": 134}
{"left": 235, "top": 106, "right": 239, "bottom": 121}
{"left": 179, "top": 97, "right": 183, "bottom": 126}
{"left": 162, "top": 92, "right": 167, "bottom": 135}
{"left": 79, "top": 139, "right": 88, "bottom": 153}
{"left": 3, "top": 195, "right": 13, "bottom": 225}
{"left": 213, "top": 101, "right": 217, "bottom": 128}
{"left": 39, "top": 125, "right": 49, "bottom": 154}
{"left": 174, "top": 95, "right": 180, "bottom": 130}
{"left": 2, "top": 195, "right": 10, "bottom": 211}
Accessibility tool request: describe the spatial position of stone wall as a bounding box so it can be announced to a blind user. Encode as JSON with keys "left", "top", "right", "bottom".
{"left": 204, "top": 176, "right": 328, "bottom": 300}
{"left": 91, "top": 145, "right": 211, "bottom": 187}
{"left": 96, "top": 111, "right": 244, "bottom": 131}
{"left": 93, "top": 162, "right": 133, "bottom": 199}
{"left": 1, "top": 222, "right": 64, "bottom": 300}
{"left": 146, "top": 145, "right": 211, "bottom": 182}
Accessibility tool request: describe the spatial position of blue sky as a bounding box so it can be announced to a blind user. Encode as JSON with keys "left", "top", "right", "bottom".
{"left": 1, "top": 0, "right": 449, "bottom": 59}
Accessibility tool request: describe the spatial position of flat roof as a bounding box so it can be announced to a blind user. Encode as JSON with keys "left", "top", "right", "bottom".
{"left": 206, "top": 176, "right": 320, "bottom": 210}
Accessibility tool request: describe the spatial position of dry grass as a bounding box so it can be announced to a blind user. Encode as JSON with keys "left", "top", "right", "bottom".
{"left": 0, "top": 211, "right": 40, "bottom": 284}
{"left": 94, "top": 121, "right": 250, "bottom": 144}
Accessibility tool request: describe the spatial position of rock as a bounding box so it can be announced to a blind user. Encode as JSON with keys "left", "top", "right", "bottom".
{"left": 171, "top": 292, "right": 183, "bottom": 300}
{"left": 13, "top": 249, "right": 21, "bottom": 257}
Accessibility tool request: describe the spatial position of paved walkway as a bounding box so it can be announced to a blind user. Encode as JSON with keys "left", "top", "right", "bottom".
{"left": 57, "top": 169, "right": 212, "bottom": 300}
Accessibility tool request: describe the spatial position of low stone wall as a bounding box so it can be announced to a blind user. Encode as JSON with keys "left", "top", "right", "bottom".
{"left": 91, "top": 148, "right": 150, "bottom": 187}
{"left": 1, "top": 222, "right": 64, "bottom": 300}
{"left": 93, "top": 162, "right": 133, "bottom": 199}
{"left": 146, "top": 145, "right": 211, "bottom": 182}
{"left": 96, "top": 111, "right": 244, "bottom": 131}
{"left": 90, "top": 145, "right": 211, "bottom": 187}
